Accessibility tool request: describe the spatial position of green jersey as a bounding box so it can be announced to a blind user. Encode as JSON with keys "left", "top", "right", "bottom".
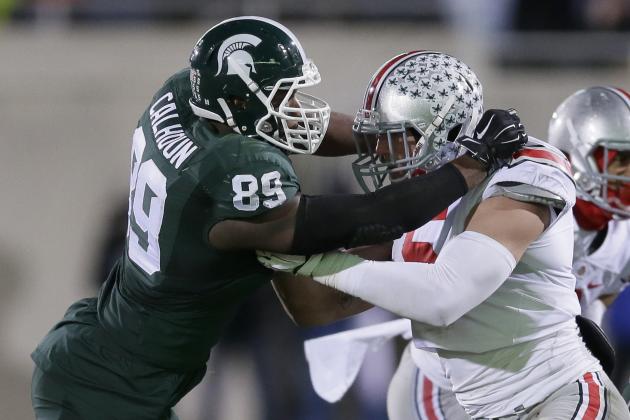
{"left": 97, "top": 69, "right": 300, "bottom": 370}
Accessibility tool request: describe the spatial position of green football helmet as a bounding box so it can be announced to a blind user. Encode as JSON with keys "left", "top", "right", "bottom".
{"left": 189, "top": 16, "right": 331, "bottom": 154}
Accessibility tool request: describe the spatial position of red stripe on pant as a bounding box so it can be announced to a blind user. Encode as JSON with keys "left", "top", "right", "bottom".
{"left": 422, "top": 376, "right": 439, "bottom": 420}
{"left": 583, "top": 372, "right": 601, "bottom": 420}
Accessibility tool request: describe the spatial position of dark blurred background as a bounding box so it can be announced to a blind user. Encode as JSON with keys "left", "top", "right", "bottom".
{"left": 1, "top": 0, "right": 629, "bottom": 418}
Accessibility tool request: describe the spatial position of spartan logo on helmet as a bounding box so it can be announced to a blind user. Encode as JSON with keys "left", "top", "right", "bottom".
{"left": 215, "top": 34, "right": 262, "bottom": 77}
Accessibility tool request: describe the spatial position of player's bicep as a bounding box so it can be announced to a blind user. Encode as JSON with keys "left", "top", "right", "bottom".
{"left": 465, "top": 195, "right": 550, "bottom": 262}
{"left": 205, "top": 153, "right": 301, "bottom": 252}
{"left": 209, "top": 194, "right": 300, "bottom": 252}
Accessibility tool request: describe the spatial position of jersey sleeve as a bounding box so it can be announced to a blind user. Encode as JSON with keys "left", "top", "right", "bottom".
{"left": 482, "top": 137, "right": 576, "bottom": 217}
{"left": 203, "top": 141, "right": 300, "bottom": 223}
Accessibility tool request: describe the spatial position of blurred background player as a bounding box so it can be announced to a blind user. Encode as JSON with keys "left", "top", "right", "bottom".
{"left": 29, "top": 17, "right": 525, "bottom": 420}
{"left": 605, "top": 286, "right": 630, "bottom": 406}
{"left": 548, "top": 86, "right": 630, "bottom": 326}
{"left": 259, "top": 51, "right": 630, "bottom": 419}
{"left": 548, "top": 85, "right": 630, "bottom": 396}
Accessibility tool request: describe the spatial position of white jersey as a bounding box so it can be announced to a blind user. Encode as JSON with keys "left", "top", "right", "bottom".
{"left": 392, "top": 138, "right": 601, "bottom": 418}
{"left": 573, "top": 218, "right": 630, "bottom": 310}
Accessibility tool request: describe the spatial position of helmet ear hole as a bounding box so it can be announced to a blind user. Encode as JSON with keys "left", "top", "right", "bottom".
{"left": 447, "top": 123, "right": 463, "bottom": 142}
{"left": 227, "top": 95, "right": 248, "bottom": 111}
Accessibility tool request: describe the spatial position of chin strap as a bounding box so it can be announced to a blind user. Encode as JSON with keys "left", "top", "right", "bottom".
{"left": 573, "top": 198, "right": 613, "bottom": 231}
{"left": 216, "top": 98, "right": 242, "bottom": 134}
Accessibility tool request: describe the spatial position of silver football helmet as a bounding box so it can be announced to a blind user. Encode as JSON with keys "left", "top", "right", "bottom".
{"left": 352, "top": 51, "right": 483, "bottom": 192}
{"left": 548, "top": 86, "right": 630, "bottom": 217}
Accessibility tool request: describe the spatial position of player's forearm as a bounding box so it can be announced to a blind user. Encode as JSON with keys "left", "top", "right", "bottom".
{"left": 315, "top": 112, "right": 359, "bottom": 156}
{"left": 346, "top": 242, "right": 394, "bottom": 261}
{"left": 272, "top": 272, "right": 371, "bottom": 326}
{"left": 291, "top": 163, "right": 468, "bottom": 254}
{"left": 312, "top": 231, "right": 516, "bottom": 326}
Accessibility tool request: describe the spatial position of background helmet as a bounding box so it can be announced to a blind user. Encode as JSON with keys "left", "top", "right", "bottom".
{"left": 352, "top": 50, "right": 483, "bottom": 192}
{"left": 189, "top": 16, "right": 330, "bottom": 154}
{"left": 548, "top": 86, "right": 630, "bottom": 217}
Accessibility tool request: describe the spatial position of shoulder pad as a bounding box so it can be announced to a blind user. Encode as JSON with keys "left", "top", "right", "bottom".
{"left": 492, "top": 182, "right": 567, "bottom": 209}
{"left": 483, "top": 137, "right": 576, "bottom": 212}
{"left": 508, "top": 137, "right": 574, "bottom": 182}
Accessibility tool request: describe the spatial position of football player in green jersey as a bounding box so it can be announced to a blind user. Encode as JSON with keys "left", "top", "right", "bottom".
{"left": 31, "top": 16, "right": 526, "bottom": 420}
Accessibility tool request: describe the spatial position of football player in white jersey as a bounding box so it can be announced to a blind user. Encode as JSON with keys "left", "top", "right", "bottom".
{"left": 386, "top": 86, "right": 630, "bottom": 420}
{"left": 258, "top": 52, "right": 630, "bottom": 419}
{"left": 549, "top": 86, "right": 630, "bottom": 400}
{"left": 548, "top": 86, "right": 630, "bottom": 326}
{"left": 375, "top": 86, "right": 630, "bottom": 420}
{"left": 384, "top": 86, "right": 630, "bottom": 420}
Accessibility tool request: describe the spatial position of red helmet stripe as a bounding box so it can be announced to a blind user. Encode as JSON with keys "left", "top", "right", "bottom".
{"left": 612, "top": 87, "right": 630, "bottom": 106}
{"left": 363, "top": 50, "right": 424, "bottom": 110}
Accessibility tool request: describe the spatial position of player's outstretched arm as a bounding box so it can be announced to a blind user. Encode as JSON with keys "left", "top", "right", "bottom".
{"left": 209, "top": 162, "right": 468, "bottom": 253}
{"left": 313, "top": 112, "right": 359, "bottom": 157}
{"left": 209, "top": 108, "right": 527, "bottom": 254}
{"left": 259, "top": 196, "right": 549, "bottom": 327}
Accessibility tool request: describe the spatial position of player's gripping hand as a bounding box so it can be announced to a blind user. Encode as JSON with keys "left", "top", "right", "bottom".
{"left": 256, "top": 250, "right": 363, "bottom": 277}
{"left": 455, "top": 108, "right": 527, "bottom": 171}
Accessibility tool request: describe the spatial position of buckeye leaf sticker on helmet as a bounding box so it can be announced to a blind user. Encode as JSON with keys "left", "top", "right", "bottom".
{"left": 352, "top": 51, "right": 483, "bottom": 193}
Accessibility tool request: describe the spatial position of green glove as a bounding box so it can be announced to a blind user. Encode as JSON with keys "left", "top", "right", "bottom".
{"left": 256, "top": 251, "right": 364, "bottom": 277}
{"left": 256, "top": 251, "right": 322, "bottom": 275}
